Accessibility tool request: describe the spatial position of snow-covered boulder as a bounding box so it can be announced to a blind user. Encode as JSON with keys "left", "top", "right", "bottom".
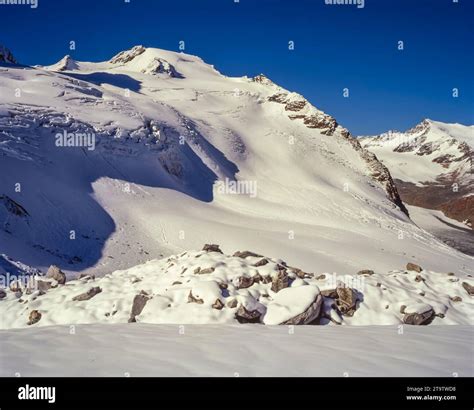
{"left": 403, "top": 303, "right": 435, "bottom": 325}
{"left": 264, "top": 285, "right": 322, "bottom": 325}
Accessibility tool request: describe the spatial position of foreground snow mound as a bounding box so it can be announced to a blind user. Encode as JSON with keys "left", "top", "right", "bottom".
{"left": 1, "top": 246, "right": 472, "bottom": 329}
{"left": 1, "top": 324, "right": 472, "bottom": 377}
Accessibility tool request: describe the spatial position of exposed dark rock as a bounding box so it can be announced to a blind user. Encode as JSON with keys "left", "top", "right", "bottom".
{"left": 227, "top": 298, "right": 238, "bottom": 308}
{"left": 212, "top": 299, "right": 224, "bottom": 310}
{"left": 406, "top": 263, "right": 423, "bottom": 273}
{"left": 462, "top": 282, "right": 474, "bottom": 296}
{"left": 321, "top": 289, "right": 337, "bottom": 298}
{"left": 0, "top": 289, "right": 6, "bottom": 299}
{"left": 400, "top": 305, "right": 407, "bottom": 314}
{"left": 128, "top": 292, "right": 151, "bottom": 323}
{"left": 285, "top": 100, "right": 306, "bottom": 112}
{"left": 315, "top": 274, "right": 326, "bottom": 280}
{"left": 415, "top": 275, "right": 425, "bottom": 283}
{"left": 202, "top": 244, "right": 223, "bottom": 253}
{"left": 235, "top": 305, "right": 261, "bottom": 324}
{"left": 187, "top": 290, "right": 204, "bottom": 304}
{"left": 450, "top": 296, "right": 462, "bottom": 302}
{"left": 110, "top": 45, "right": 146, "bottom": 64}
{"left": 196, "top": 267, "right": 215, "bottom": 275}
{"left": 172, "top": 281, "right": 182, "bottom": 286}
{"left": 403, "top": 306, "right": 435, "bottom": 325}
{"left": 46, "top": 265, "right": 66, "bottom": 285}
{"left": 72, "top": 287, "right": 102, "bottom": 301}
{"left": 357, "top": 270, "right": 375, "bottom": 276}
{"left": 271, "top": 268, "right": 289, "bottom": 293}
{"left": 236, "top": 276, "right": 254, "bottom": 289}
{"left": 233, "top": 250, "right": 263, "bottom": 259}
{"left": 253, "top": 258, "right": 269, "bottom": 267}
{"left": 0, "top": 195, "right": 29, "bottom": 217}
{"left": 27, "top": 310, "right": 42, "bottom": 326}
{"left": 335, "top": 286, "right": 358, "bottom": 316}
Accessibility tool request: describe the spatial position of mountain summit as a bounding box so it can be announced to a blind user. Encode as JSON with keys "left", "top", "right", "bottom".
{"left": 0, "top": 46, "right": 471, "bottom": 278}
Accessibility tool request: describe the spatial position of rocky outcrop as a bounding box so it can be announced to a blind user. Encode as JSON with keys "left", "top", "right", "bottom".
{"left": 266, "top": 92, "right": 408, "bottom": 216}
{"left": 0, "top": 195, "right": 29, "bottom": 218}
{"left": 110, "top": 45, "right": 146, "bottom": 64}
{"left": 141, "top": 58, "right": 182, "bottom": 78}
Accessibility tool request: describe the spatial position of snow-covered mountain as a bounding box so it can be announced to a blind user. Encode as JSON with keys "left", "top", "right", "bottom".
{"left": 0, "top": 45, "right": 472, "bottom": 284}
{"left": 360, "top": 120, "right": 473, "bottom": 227}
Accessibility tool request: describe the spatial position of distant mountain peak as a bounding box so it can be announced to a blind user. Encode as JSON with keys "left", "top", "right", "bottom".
{"left": 0, "top": 45, "right": 17, "bottom": 64}
{"left": 48, "top": 55, "right": 79, "bottom": 72}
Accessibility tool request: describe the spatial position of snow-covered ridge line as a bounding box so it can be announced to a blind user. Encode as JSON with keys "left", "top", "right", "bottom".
{"left": 1, "top": 245, "right": 472, "bottom": 329}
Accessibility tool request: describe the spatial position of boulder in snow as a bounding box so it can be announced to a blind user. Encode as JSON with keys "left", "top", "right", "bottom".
{"left": 406, "top": 263, "right": 423, "bottom": 273}
{"left": 335, "top": 286, "right": 358, "bottom": 316}
{"left": 264, "top": 286, "right": 322, "bottom": 325}
{"left": 129, "top": 292, "right": 151, "bottom": 323}
{"left": 46, "top": 265, "right": 66, "bottom": 285}
{"left": 357, "top": 270, "right": 375, "bottom": 276}
{"left": 235, "top": 305, "right": 261, "bottom": 324}
{"left": 27, "top": 310, "right": 42, "bottom": 326}
{"left": 462, "top": 282, "right": 473, "bottom": 296}
{"left": 202, "top": 244, "right": 223, "bottom": 254}
{"left": 403, "top": 303, "right": 435, "bottom": 325}
{"left": 72, "top": 287, "right": 102, "bottom": 301}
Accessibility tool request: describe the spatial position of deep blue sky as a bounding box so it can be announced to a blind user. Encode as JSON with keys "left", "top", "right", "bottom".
{"left": 1, "top": 0, "right": 473, "bottom": 135}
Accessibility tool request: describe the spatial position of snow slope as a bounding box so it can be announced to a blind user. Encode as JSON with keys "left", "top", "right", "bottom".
{"left": 0, "top": 45, "right": 472, "bottom": 281}
{"left": 0, "top": 323, "right": 472, "bottom": 377}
